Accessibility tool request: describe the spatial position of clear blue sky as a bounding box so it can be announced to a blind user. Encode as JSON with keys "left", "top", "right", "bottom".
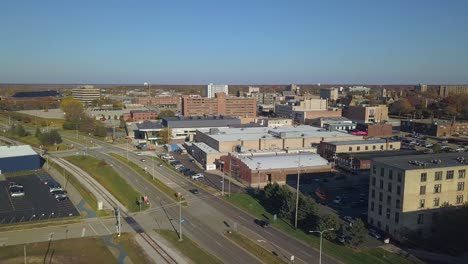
{"left": 1, "top": 0, "right": 467, "bottom": 84}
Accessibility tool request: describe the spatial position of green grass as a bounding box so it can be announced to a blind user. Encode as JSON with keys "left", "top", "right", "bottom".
{"left": 48, "top": 160, "right": 109, "bottom": 217}
{"left": 0, "top": 217, "right": 81, "bottom": 232}
{"left": 109, "top": 153, "right": 187, "bottom": 205}
{"left": 2, "top": 169, "right": 46, "bottom": 178}
{"left": 226, "top": 193, "right": 420, "bottom": 264}
{"left": 0, "top": 236, "right": 116, "bottom": 264}
{"left": 0, "top": 133, "right": 71, "bottom": 152}
{"left": 155, "top": 229, "right": 222, "bottom": 264}
{"left": 225, "top": 231, "right": 286, "bottom": 264}
{"left": 113, "top": 233, "right": 153, "bottom": 264}
{"left": 65, "top": 155, "right": 148, "bottom": 212}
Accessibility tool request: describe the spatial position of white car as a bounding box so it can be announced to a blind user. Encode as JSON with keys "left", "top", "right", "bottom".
{"left": 333, "top": 196, "right": 342, "bottom": 204}
{"left": 191, "top": 174, "right": 204, "bottom": 180}
{"left": 136, "top": 152, "right": 143, "bottom": 156}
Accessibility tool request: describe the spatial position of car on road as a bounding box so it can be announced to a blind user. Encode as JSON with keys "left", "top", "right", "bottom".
{"left": 455, "top": 147, "right": 465, "bottom": 152}
{"left": 136, "top": 152, "right": 143, "bottom": 156}
{"left": 191, "top": 174, "right": 204, "bottom": 180}
{"left": 333, "top": 196, "right": 342, "bottom": 204}
{"left": 369, "top": 229, "right": 381, "bottom": 239}
{"left": 189, "top": 189, "right": 199, "bottom": 194}
{"left": 254, "top": 219, "right": 269, "bottom": 228}
{"left": 140, "top": 158, "right": 146, "bottom": 162}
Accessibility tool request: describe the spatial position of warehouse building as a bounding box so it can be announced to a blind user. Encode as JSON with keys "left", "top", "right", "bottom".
{"left": 0, "top": 145, "right": 42, "bottom": 174}
{"left": 220, "top": 152, "right": 331, "bottom": 188}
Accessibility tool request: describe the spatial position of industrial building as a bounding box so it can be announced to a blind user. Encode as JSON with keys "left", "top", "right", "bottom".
{"left": 0, "top": 145, "right": 42, "bottom": 174}
{"left": 195, "top": 126, "right": 361, "bottom": 153}
{"left": 308, "top": 117, "right": 356, "bottom": 131}
{"left": 182, "top": 93, "right": 256, "bottom": 118}
{"left": 71, "top": 85, "right": 101, "bottom": 105}
{"left": 220, "top": 152, "right": 331, "bottom": 188}
{"left": 368, "top": 153, "right": 467, "bottom": 239}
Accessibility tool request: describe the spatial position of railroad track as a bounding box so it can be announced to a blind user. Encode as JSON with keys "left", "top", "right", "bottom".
{"left": 51, "top": 156, "right": 178, "bottom": 264}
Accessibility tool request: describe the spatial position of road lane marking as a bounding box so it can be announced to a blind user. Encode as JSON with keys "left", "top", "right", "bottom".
{"left": 81, "top": 227, "right": 86, "bottom": 237}
{"left": 301, "top": 251, "right": 313, "bottom": 257}
{"left": 88, "top": 223, "right": 98, "bottom": 235}
{"left": 99, "top": 220, "right": 112, "bottom": 234}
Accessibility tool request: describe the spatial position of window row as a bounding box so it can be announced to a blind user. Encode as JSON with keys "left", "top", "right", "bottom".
{"left": 421, "top": 170, "right": 466, "bottom": 182}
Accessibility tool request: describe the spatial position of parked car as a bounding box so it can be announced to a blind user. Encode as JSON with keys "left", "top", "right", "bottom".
{"left": 369, "top": 229, "right": 381, "bottom": 239}
{"left": 185, "top": 170, "right": 196, "bottom": 176}
{"left": 174, "top": 164, "right": 184, "bottom": 169}
{"left": 254, "top": 219, "right": 269, "bottom": 227}
{"left": 56, "top": 195, "right": 69, "bottom": 201}
{"left": 176, "top": 166, "right": 186, "bottom": 171}
{"left": 333, "top": 196, "right": 342, "bottom": 204}
{"left": 191, "top": 174, "right": 204, "bottom": 180}
{"left": 47, "top": 182, "right": 63, "bottom": 192}
{"left": 8, "top": 182, "right": 23, "bottom": 189}
{"left": 51, "top": 190, "right": 67, "bottom": 196}
{"left": 10, "top": 187, "right": 25, "bottom": 197}
{"left": 344, "top": 216, "right": 354, "bottom": 226}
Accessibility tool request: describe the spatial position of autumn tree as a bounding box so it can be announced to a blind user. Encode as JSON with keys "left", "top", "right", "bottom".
{"left": 158, "top": 110, "right": 176, "bottom": 119}
{"left": 389, "top": 98, "right": 414, "bottom": 116}
{"left": 159, "top": 127, "right": 172, "bottom": 144}
{"left": 60, "top": 97, "right": 85, "bottom": 122}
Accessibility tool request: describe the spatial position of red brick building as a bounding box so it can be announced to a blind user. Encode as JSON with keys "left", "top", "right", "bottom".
{"left": 182, "top": 93, "right": 256, "bottom": 118}
{"left": 123, "top": 110, "right": 158, "bottom": 122}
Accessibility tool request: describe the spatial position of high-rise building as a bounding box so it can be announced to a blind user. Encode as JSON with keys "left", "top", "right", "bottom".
{"left": 72, "top": 85, "right": 100, "bottom": 105}
{"left": 182, "top": 93, "right": 256, "bottom": 118}
{"left": 206, "top": 83, "right": 229, "bottom": 98}
{"left": 368, "top": 153, "right": 467, "bottom": 239}
{"left": 415, "top": 84, "right": 427, "bottom": 93}
{"left": 320, "top": 88, "right": 339, "bottom": 101}
{"left": 439, "top": 85, "right": 468, "bottom": 97}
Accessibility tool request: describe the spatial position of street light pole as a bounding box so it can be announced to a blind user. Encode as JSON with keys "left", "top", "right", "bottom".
{"left": 178, "top": 192, "right": 183, "bottom": 241}
{"left": 256, "top": 162, "right": 261, "bottom": 190}
{"left": 152, "top": 156, "right": 155, "bottom": 180}
{"left": 126, "top": 139, "right": 129, "bottom": 160}
{"left": 309, "top": 228, "right": 334, "bottom": 264}
{"left": 294, "top": 152, "right": 302, "bottom": 229}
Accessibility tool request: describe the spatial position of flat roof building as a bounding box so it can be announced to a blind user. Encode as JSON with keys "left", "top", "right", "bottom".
{"left": 439, "top": 85, "right": 468, "bottom": 97}
{"left": 368, "top": 153, "right": 468, "bottom": 240}
{"left": 195, "top": 125, "right": 362, "bottom": 153}
{"left": 182, "top": 93, "right": 256, "bottom": 118}
{"left": 343, "top": 105, "right": 389, "bottom": 124}
{"left": 221, "top": 152, "right": 331, "bottom": 187}
{"left": 72, "top": 85, "right": 100, "bottom": 105}
{"left": 0, "top": 145, "right": 41, "bottom": 174}
{"left": 206, "top": 83, "right": 228, "bottom": 98}
{"left": 319, "top": 139, "right": 401, "bottom": 160}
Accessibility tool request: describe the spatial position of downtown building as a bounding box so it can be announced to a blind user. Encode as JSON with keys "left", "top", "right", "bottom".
{"left": 206, "top": 83, "right": 229, "bottom": 98}
{"left": 368, "top": 153, "right": 467, "bottom": 240}
{"left": 182, "top": 93, "right": 256, "bottom": 118}
{"left": 72, "top": 85, "right": 100, "bottom": 105}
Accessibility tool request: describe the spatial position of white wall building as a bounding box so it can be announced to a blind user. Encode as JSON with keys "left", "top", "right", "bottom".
{"left": 206, "top": 83, "right": 229, "bottom": 98}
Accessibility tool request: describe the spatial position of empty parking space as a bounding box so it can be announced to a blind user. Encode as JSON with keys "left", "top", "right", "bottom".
{"left": 0, "top": 173, "right": 79, "bottom": 224}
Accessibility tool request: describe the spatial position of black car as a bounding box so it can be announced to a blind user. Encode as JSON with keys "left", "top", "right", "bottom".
{"left": 189, "top": 189, "right": 199, "bottom": 194}
{"left": 254, "top": 219, "right": 269, "bottom": 227}
{"left": 184, "top": 170, "right": 195, "bottom": 176}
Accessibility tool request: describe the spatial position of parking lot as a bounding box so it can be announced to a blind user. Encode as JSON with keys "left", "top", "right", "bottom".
{"left": 0, "top": 173, "right": 79, "bottom": 224}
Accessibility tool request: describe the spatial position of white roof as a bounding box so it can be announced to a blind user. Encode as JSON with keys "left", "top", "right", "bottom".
{"left": 0, "top": 145, "right": 38, "bottom": 159}
{"left": 238, "top": 153, "right": 329, "bottom": 170}
{"left": 192, "top": 142, "right": 220, "bottom": 154}
{"left": 198, "top": 126, "right": 359, "bottom": 142}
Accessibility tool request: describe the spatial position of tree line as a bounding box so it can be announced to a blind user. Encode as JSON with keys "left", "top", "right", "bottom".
{"left": 60, "top": 97, "right": 107, "bottom": 137}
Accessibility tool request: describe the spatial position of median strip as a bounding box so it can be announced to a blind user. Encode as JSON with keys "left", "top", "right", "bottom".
{"left": 109, "top": 153, "right": 187, "bottom": 205}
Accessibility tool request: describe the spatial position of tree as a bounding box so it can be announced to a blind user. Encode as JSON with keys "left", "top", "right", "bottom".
{"left": 159, "top": 127, "right": 172, "bottom": 144}
{"left": 158, "top": 110, "right": 175, "bottom": 119}
{"left": 296, "top": 195, "right": 319, "bottom": 230}
{"left": 15, "top": 125, "right": 27, "bottom": 137}
{"left": 60, "top": 97, "right": 84, "bottom": 121}
{"left": 93, "top": 123, "right": 107, "bottom": 137}
{"left": 35, "top": 127, "right": 41, "bottom": 138}
{"left": 389, "top": 98, "right": 414, "bottom": 116}
{"left": 348, "top": 219, "right": 367, "bottom": 247}
{"left": 317, "top": 214, "right": 340, "bottom": 240}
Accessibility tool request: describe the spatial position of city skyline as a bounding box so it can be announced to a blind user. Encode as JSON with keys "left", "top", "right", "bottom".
{"left": 1, "top": 0, "right": 467, "bottom": 84}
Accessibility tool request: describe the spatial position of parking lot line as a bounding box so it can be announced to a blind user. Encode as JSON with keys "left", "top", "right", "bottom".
{"left": 5, "top": 186, "right": 16, "bottom": 211}
{"left": 99, "top": 219, "right": 112, "bottom": 235}
{"left": 88, "top": 223, "right": 98, "bottom": 235}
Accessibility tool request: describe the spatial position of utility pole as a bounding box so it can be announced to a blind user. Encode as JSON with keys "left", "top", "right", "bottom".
{"left": 23, "top": 244, "right": 26, "bottom": 264}
{"left": 178, "top": 192, "right": 183, "bottom": 241}
{"left": 256, "top": 162, "right": 261, "bottom": 190}
{"left": 126, "top": 139, "right": 129, "bottom": 160}
{"left": 117, "top": 207, "right": 121, "bottom": 237}
{"left": 152, "top": 157, "right": 155, "bottom": 180}
{"left": 295, "top": 152, "right": 302, "bottom": 229}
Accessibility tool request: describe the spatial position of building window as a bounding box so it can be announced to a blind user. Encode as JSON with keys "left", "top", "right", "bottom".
{"left": 419, "top": 199, "right": 425, "bottom": 208}
{"left": 380, "top": 180, "right": 384, "bottom": 189}
{"left": 378, "top": 205, "right": 382, "bottom": 215}
{"left": 390, "top": 144, "right": 393, "bottom": 149}
{"left": 388, "top": 183, "right": 392, "bottom": 192}
{"left": 435, "top": 171, "right": 443, "bottom": 181}
{"left": 434, "top": 184, "right": 442, "bottom": 193}
{"left": 420, "top": 186, "right": 426, "bottom": 195}
{"left": 458, "top": 182, "right": 465, "bottom": 191}
{"left": 389, "top": 170, "right": 393, "bottom": 180}
{"left": 446, "top": 170, "right": 454, "bottom": 180}
{"left": 373, "top": 145, "right": 376, "bottom": 150}
{"left": 371, "top": 201, "right": 374, "bottom": 211}
{"left": 396, "top": 199, "right": 401, "bottom": 209}
{"left": 349, "top": 147, "right": 352, "bottom": 151}
{"left": 456, "top": 195, "right": 464, "bottom": 204}
{"left": 420, "top": 173, "right": 427, "bottom": 182}
{"left": 433, "top": 197, "right": 440, "bottom": 207}
{"left": 396, "top": 185, "right": 401, "bottom": 195}
{"left": 397, "top": 172, "right": 402, "bottom": 183}
{"left": 372, "top": 177, "right": 376, "bottom": 186}
{"left": 380, "top": 145, "right": 384, "bottom": 150}
{"left": 380, "top": 168, "right": 384, "bottom": 177}
{"left": 459, "top": 169, "right": 466, "bottom": 179}
{"left": 377, "top": 221, "right": 381, "bottom": 228}
{"left": 395, "top": 212, "right": 400, "bottom": 224}
{"left": 387, "top": 195, "right": 391, "bottom": 206}
{"left": 365, "top": 146, "right": 368, "bottom": 150}
{"left": 371, "top": 189, "right": 375, "bottom": 198}
{"left": 417, "top": 214, "right": 424, "bottom": 225}
{"left": 370, "top": 217, "right": 374, "bottom": 225}
{"left": 386, "top": 208, "right": 391, "bottom": 219}
{"left": 372, "top": 166, "right": 376, "bottom": 174}
{"left": 357, "top": 146, "right": 360, "bottom": 151}
{"left": 379, "top": 192, "right": 383, "bottom": 202}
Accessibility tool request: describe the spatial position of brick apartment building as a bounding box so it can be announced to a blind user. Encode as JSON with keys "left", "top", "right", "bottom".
{"left": 132, "top": 96, "right": 181, "bottom": 109}
{"left": 123, "top": 110, "right": 158, "bottom": 122}
{"left": 182, "top": 93, "right": 256, "bottom": 118}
